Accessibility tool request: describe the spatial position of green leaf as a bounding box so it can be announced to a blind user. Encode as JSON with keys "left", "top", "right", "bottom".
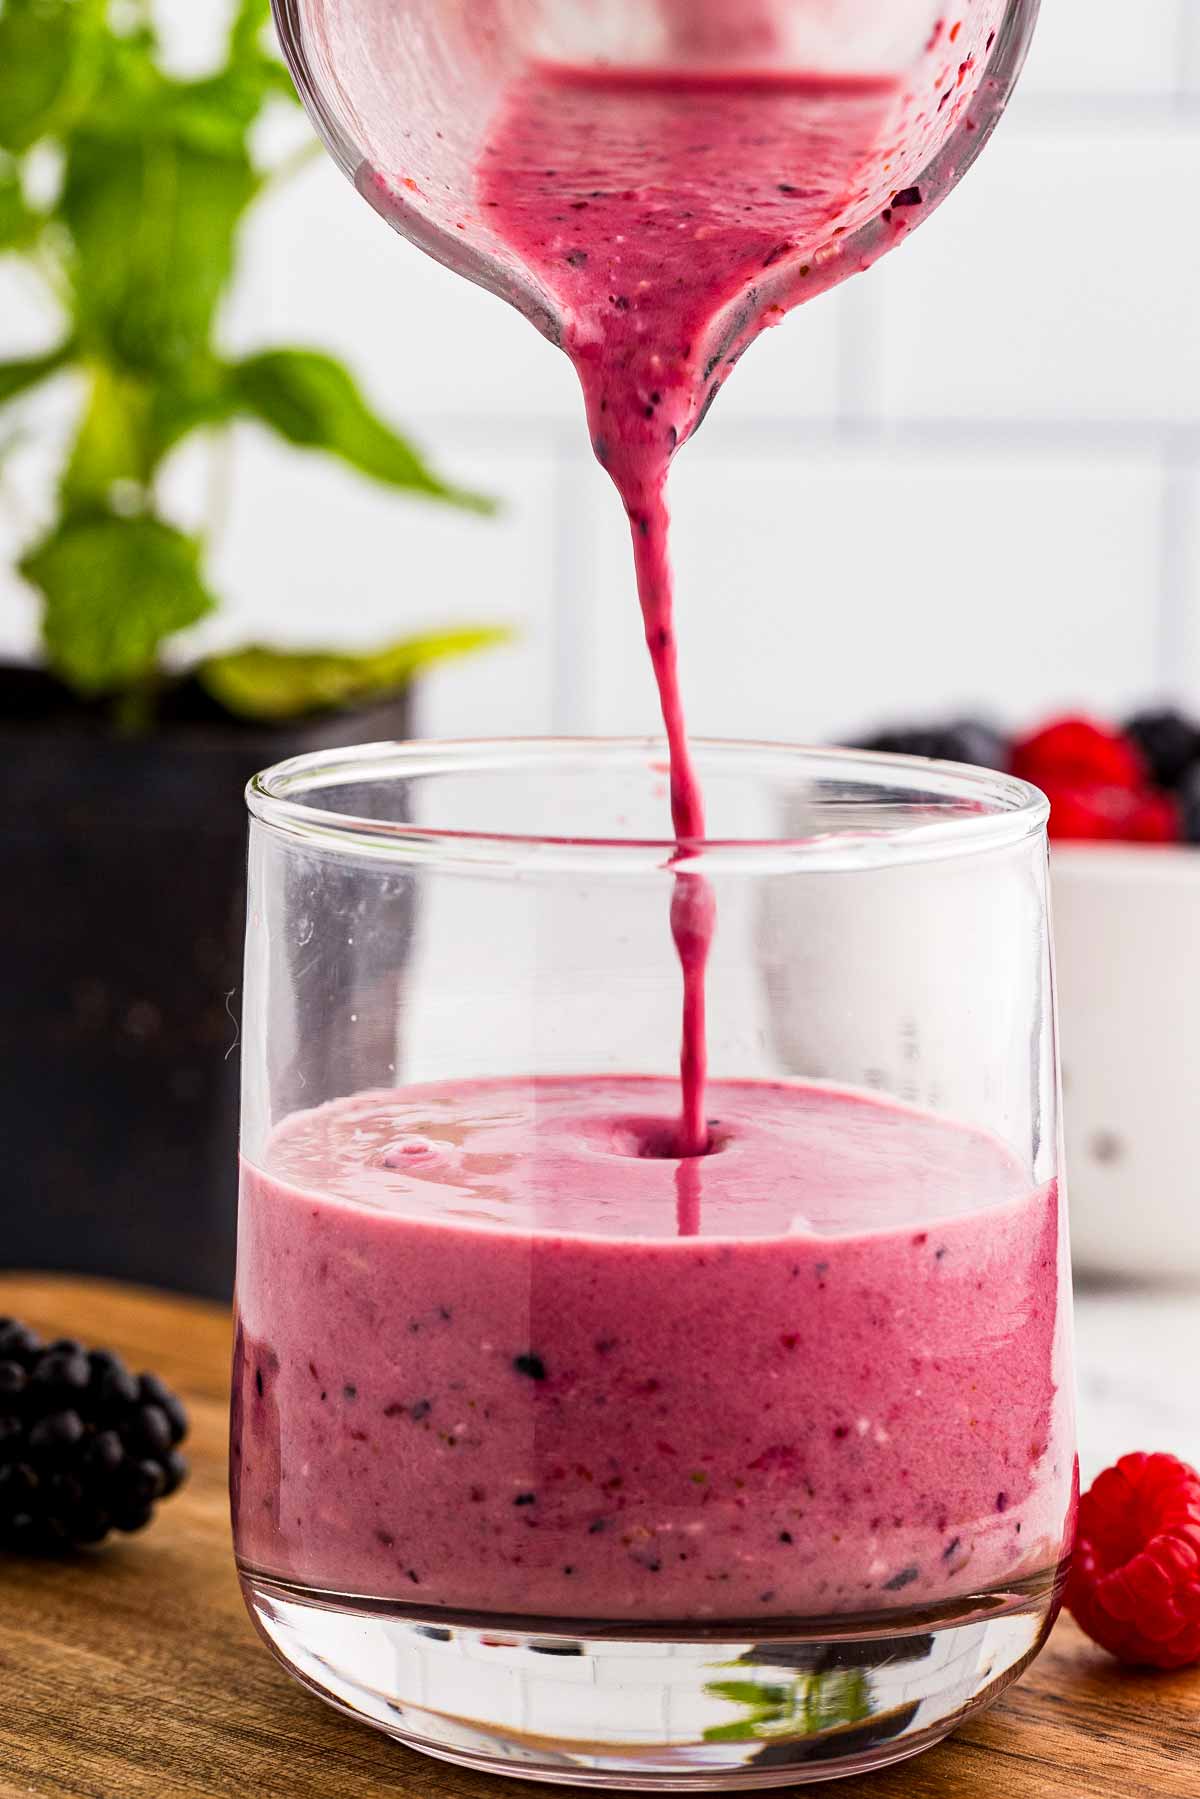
{"left": 227, "top": 350, "right": 496, "bottom": 511}
{"left": 0, "top": 342, "right": 73, "bottom": 407}
{"left": 705, "top": 1683, "right": 790, "bottom": 1709}
{"left": 198, "top": 627, "right": 510, "bottom": 722}
{"left": 146, "top": 362, "right": 241, "bottom": 462}
{"left": 805, "top": 1669, "right": 871, "bottom": 1733}
{"left": 21, "top": 511, "right": 217, "bottom": 694}
{"left": 61, "top": 361, "right": 155, "bottom": 505}
{"left": 150, "top": 65, "right": 295, "bottom": 158}
{"left": 62, "top": 128, "right": 258, "bottom": 374}
{"left": 0, "top": 163, "right": 38, "bottom": 249}
{"left": 229, "top": 0, "right": 270, "bottom": 59}
{"left": 0, "top": 0, "right": 105, "bottom": 153}
{"left": 226, "top": 0, "right": 299, "bottom": 104}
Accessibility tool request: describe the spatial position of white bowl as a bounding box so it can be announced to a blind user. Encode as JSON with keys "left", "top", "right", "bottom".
{"left": 1052, "top": 844, "right": 1200, "bottom": 1283}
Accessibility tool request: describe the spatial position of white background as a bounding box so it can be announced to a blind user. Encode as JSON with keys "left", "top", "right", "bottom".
{"left": 2, "top": 0, "right": 1200, "bottom": 749}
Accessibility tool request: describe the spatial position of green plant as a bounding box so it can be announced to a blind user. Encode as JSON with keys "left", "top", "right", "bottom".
{"left": 703, "top": 1669, "right": 873, "bottom": 1744}
{"left": 0, "top": 0, "right": 503, "bottom": 724}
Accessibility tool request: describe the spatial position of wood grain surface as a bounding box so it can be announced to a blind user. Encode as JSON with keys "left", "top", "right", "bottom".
{"left": 0, "top": 1274, "right": 1195, "bottom": 1799}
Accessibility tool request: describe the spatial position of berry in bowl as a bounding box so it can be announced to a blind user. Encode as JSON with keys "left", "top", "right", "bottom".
{"left": 847, "top": 710, "right": 1200, "bottom": 1283}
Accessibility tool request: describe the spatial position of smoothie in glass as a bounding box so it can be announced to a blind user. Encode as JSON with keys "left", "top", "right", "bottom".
{"left": 233, "top": 1074, "right": 1073, "bottom": 1622}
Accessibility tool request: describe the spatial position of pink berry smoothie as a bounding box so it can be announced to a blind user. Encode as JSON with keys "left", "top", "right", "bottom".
{"left": 232, "top": 1075, "right": 1074, "bottom": 1623}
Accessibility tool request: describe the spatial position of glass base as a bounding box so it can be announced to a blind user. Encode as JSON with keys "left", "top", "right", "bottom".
{"left": 240, "top": 1564, "right": 1067, "bottom": 1788}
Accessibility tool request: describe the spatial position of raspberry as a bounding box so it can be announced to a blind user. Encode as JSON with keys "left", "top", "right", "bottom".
{"left": 1038, "top": 779, "right": 1122, "bottom": 843}
{"left": 1037, "top": 778, "right": 1180, "bottom": 845}
{"left": 1126, "top": 788, "right": 1180, "bottom": 844}
{"left": 1066, "top": 1452, "right": 1200, "bottom": 1669}
{"left": 1012, "top": 717, "right": 1146, "bottom": 792}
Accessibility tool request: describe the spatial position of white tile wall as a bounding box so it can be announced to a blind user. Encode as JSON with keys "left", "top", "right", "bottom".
{"left": 1018, "top": 0, "right": 1190, "bottom": 99}
{"left": 3, "top": 0, "right": 1200, "bottom": 749}
{"left": 161, "top": 428, "right": 564, "bottom": 737}
{"left": 870, "top": 124, "right": 1200, "bottom": 427}
{"left": 579, "top": 440, "right": 1167, "bottom": 743}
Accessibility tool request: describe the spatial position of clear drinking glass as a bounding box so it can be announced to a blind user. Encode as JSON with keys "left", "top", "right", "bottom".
{"left": 232, "top": 738, "right": 1075, "bottom": 1790}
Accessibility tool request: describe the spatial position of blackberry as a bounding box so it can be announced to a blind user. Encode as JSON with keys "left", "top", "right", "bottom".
{"left": 1124, "top": 709, "right": 1200, "bottom": 791}
{"left": 938, "top": 717, "right": 1010, "bottom": 773}
{"left": 1179, "top": 767, "right": 1200, "bottom": 845}
{"left": 855, "top": 717, "right": 1009, "bottom": 771}
{"left": 855, "top": 724, "right": 953, "bottom": 762}
{"left": 0, "top": 1321, "right": 188, "bottom": 1553}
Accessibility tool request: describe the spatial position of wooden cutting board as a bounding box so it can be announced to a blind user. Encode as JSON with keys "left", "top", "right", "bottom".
{"left": 0, "top": 1273, "right": 1195, "bottom": 1799}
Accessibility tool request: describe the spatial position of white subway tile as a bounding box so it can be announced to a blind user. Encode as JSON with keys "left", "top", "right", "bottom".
{"left": 226, "top": 159, "right": 582, "bottom": 423}
{"left": 1016, "top": 0, "right": 1186, "bottom": 99}
{"left": 159, "top": 431, "right": 559, "bottom": 738}
{"left": 580, "top": 440, "right": 1165, "bottom": 746}
{"left": 0, "top": 375, "right": 83, "bottom": 662}
{"left": 701, "top": 284, "right": 842, "bottom": 424}
{"left": 1170, "top": 463, "right": 1200, "bottom": 707}
{"left": 522, "top": 1675, "right": 667, "bottom": 1740}
{"left": 871, "top": 125, "right": 1200, "bottom": 424}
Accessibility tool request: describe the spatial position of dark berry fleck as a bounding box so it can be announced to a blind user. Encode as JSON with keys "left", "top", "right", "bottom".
{"left": 892, "top": 186, "right": 923, "bottom": 207}
{"left": 942, "top": 1536, "right": 962, "bottom": 1560}
{"left": 513, "top": 1354, "right": 547, "bottom": 1382}
{"left": 779, "top": 1530, "right": 793, "bottom": 1544}
{"left": 996, "top": 1491, "right": 1009, "bottom": 1513}
{"left": 514, "top": 1492, "right": 537, "bottom": 1506}
{"left": 343, "top": 1384, "right": 357, "bottom": 1402}
{"left": 883, "top": 1564, "right": 920, "bottom": 1591}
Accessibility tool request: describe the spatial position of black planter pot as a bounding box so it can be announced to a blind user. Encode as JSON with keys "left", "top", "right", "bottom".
{"left": 1, "top": 668, "right": 411, "bottom": 1300}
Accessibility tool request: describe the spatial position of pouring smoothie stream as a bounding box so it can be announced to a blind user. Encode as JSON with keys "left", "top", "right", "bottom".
{"left": 352, "top": 0, "right": 1008, "bottom": 1154}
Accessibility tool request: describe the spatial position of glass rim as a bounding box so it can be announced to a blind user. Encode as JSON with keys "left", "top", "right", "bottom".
{"left": 246, "top": 737, "right": 1049, "bottom": 873}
